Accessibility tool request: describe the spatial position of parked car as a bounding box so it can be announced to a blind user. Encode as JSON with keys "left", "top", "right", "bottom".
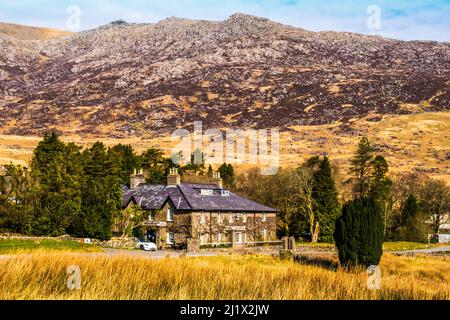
{"left": 135, "top": 239, "right": 157, "bottom": 251}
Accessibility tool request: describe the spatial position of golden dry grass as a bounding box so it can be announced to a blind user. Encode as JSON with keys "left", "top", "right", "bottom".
{"left": 0, "top": 111, "right": 449, "bottom": 182}
{"left": 0, "top": 253, "right": 448, "bottom": 300}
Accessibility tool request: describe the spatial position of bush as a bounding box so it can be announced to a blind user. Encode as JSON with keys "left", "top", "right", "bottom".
{"left": 334, "top": 197, "right": 384, "bottom": 267}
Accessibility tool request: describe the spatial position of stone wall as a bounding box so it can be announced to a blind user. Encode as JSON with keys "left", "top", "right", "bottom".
{"left": 0, "top": 233, "right": 138, "bottom": 250}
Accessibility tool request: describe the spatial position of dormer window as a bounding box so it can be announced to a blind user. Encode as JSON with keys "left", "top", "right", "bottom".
{"left": 221, "top": 190, "right": 230, "bottom": 197}
{"left": 200, "top": 189, "right": 214, "bottom": 196}
{"left": 167, "top": 208, "right": 174, "bottom": 222}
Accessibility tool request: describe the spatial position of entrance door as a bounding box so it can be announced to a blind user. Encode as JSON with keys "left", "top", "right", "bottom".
{"left": 147, "top": 230, "right": 157, "bottom": 243}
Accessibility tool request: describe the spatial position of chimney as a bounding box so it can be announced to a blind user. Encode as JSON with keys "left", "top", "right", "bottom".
{"left": 130, "top": 169, "right": 145, "bottom": 190}
{"left": 212, "top": 172, "right": 223, "bottom": 189}
{"left": 167, "top": 168, "right": 181, "bottom": 186}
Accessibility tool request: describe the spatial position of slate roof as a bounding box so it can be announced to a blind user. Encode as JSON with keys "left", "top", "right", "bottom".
{"left": 122, "top": 183, "right": 277, "bottom": 213}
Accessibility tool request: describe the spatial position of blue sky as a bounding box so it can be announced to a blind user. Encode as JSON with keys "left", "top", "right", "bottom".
{"left": 1, "top": 0, "right": 449, "bottom": 42}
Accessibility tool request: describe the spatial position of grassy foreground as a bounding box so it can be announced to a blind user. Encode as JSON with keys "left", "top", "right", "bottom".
{"left": 0, "top": 239, "right": 100, "bottom": 254}
{"left": 0, "top": 253, "right": 448, "bottom": 300}
{"left": 298, "top": 242, "right": 442, "bottom": 252}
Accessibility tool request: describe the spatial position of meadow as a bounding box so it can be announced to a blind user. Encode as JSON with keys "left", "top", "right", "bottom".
{"left": 0, "top": 252, "right": 448, "bottom": 300}
{"left": 0, "top": 239, "right": 101, "bottom": 254}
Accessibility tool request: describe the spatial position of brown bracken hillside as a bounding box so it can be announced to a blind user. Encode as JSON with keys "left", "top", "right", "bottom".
{"left": 0, "top": 14, "right": 448, "bottom": 179}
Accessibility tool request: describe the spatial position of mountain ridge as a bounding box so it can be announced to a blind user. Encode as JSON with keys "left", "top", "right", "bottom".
{"left": 0, "top": 14, "right": 449, "bottom": 139}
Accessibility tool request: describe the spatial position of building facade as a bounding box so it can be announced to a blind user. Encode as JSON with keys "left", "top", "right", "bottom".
{"left": 122, "top": 169, "right": 277, "bottom": 249}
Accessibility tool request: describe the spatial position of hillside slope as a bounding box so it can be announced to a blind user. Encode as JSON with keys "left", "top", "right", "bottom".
{"left": 0, "top": 14, "right": 449, "bottom": 138}
{"left": 0, "top": 22, "right": 71, "bottom": 40}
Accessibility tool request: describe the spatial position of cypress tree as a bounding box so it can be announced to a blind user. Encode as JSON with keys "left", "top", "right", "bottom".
{"left": 312, "top": 157, "right": 341, "bottom": 243}
{"left": 334, "top": 197, "right": 384, "bottom": 267}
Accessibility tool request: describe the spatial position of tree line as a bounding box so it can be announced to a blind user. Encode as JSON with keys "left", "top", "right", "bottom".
{"left": 233, "top": 137, "right": 449, "bottom": 266}
{"left": 0, "top": 132, "right": 449, "bottom": 265}
{"left": 0, "top": 132, "right": 238, "bottom": 240}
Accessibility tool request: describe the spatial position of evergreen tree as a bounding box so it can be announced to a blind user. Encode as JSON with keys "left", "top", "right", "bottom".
{"left": 31, "top": 132, "right": 82, "bottom": 236}
{"left": 334, "top": 197, "right": 384, "bottom": 267}
{"left": 349, "top": 137, "right": 374, "bottom": 197}
{"left": 303, "top": 156, "right": 322, "bottom": 171}
{"left": 0, "top": 164, "right": 35, "bottom": 234}
{"left": 109, "top": 144, "right": 140, "bottom": 185}
{"left": 182, "top": 149, "right": 206, "bottom": 175}
{"left": 141, "top": 148, "right": 172, "bottom": 184}
{"left": 312, "top": 157, "right": 341, "bottom": 243}
{"left": 399, "top": 195, "right": 427, "bottom": 243}
{"left": 370, "top": 155, "right": 393, "bottom": 236}
{"left": 73, "top": 142, "right": 121, "bottom": 240}
{"left": 218, "top": 163, "right": 235, "bottom": 187}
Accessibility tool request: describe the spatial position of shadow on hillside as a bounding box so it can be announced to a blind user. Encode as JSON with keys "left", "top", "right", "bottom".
{"left": 295, "top": 254, "right": 339, "bottom": 271}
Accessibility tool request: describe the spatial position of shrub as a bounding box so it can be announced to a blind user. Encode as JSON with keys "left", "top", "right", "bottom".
{"left": 334, "top": 197, "right": 384, "bottom": 267}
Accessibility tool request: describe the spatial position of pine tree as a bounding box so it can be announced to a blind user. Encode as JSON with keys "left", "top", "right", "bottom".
{"left": 31, "top": 132, "right": 82, "bottom": 236}
{"left": 334, "top": 197, "right": 384, "bottom": 267}
{"left": 141, "top": 148, "right": 172, "bottom": 184}
{"left": 312, "top": 157, "right": 341, "bottom": 243}
{"left": 370, "top": 155, "right": 393, "bottom": 236}
{"left": 73, "top": 142, "right": 121, "bottom": 240}
{"left": 109, "top": 144, "right": 140, "bottom": 185}
{"left": 349, "top": 137, "right": 374, "bottom": 197}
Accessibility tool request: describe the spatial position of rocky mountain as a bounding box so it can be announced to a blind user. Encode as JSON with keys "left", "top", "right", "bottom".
{"left": 0, "top": 13, "right": 449, "bottom": 138}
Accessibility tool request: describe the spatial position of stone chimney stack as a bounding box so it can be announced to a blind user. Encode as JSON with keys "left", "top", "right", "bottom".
{"left": 167, "top": 168, "right": 181, "bottom": 186}
{"left": 212, "top": 172, "right": 223, "bottom": 189}
{"left": 130, "top": 169, "right": 145, "bottom": 190}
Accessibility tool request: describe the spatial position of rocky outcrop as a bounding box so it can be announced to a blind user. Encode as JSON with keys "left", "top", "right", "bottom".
{"left": 0, "top": 14, "right": 449, "bottom": 137}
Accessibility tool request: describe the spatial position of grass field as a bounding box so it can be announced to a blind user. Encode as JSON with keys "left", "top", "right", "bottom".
{"left": 298, "top": 242, "right": 441, "bottom": 252}
{"left": 0, "top": 253, "right": 448, "bottom": 300}
{"left": 0, "top": 239, "right": 101, "bottom": 254}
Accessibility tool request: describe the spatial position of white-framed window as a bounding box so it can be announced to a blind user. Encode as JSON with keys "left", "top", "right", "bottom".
{"left": 221, "top": 190, "right": 230, "bottom": 197}
{"left": 217, "top": 212, "right": 222, "bottom": 224}
{"left": 200, "top": 212, "right": 206, "bottom": 224}
{"left": 262, "top": 213, "right": 267, "bottom": 222}
{"left": 262, "top": 229, "right": 267, "bottom": 241}
{"left": 229, "top": 212, "right": 233, "bottom": 224}
{"left": 235, "top": 213, "right": 241, "bottom": 221}
{"left": 242, "top": 214, "right": 247, "bottom": 223}
{"left": 167, "top": 208, "right": 174, "bottom": 222}
{"left": 200, "top": 189, "right": 214, "bottom": 196}
{"left": 234, "top": 232, "right": 243, "bottom": 244}
{"left": 167, "top": 232, "right": 175, "bottom": 245}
